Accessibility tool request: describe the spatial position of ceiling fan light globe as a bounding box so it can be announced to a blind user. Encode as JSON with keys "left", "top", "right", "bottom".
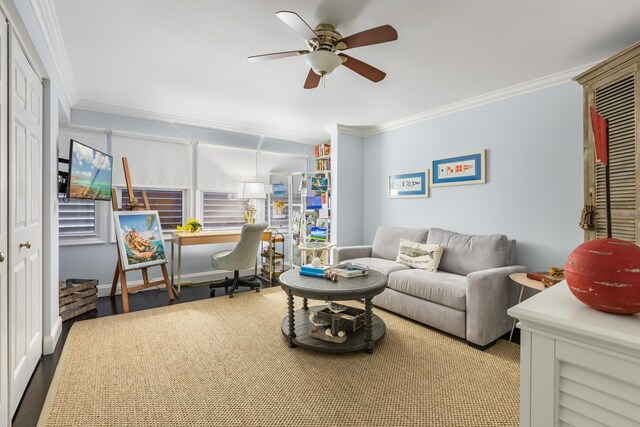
{"left": 306, "top": 50, "right": 342, "bottom": 76}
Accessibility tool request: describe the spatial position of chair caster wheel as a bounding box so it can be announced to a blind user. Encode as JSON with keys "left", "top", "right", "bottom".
{"left": 229, "top": 294, "right": 234, "bottom": 298}
{"left": 255, "top": 288, "right": 260, "bottom": 293}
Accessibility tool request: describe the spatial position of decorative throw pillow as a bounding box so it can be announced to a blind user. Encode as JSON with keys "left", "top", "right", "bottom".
{"left": 396, "top": 239, "right": 444, "bottom": 272}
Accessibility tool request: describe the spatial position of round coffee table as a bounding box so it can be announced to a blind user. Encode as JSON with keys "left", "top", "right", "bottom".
{"left": 279, "top": 269, "right": 387, "bottom": 354}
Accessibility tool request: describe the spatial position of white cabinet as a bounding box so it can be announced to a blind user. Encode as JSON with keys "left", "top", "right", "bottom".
{"left": 508, "top": 282, "right": 640, "bottom": 427}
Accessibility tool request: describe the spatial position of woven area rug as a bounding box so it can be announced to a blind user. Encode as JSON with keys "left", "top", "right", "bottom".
{"left": 39, "top": 288, "right": 519, "bottom": 427}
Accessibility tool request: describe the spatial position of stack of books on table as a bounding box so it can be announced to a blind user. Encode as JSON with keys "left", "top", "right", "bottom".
{"left": 299, "top": 264, "right": 330, "bottom": 278}
{"left": 331, "top": 262, "right": 369, "bottom": 278}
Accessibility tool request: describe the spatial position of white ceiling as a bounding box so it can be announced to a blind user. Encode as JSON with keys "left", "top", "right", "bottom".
{"left": 53, "top": 0, "right": 640, "bottom": 143}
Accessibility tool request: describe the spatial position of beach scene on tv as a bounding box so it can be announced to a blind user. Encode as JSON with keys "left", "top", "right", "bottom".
{"left": 68, "top": 141, "right": 113, "bottom": 200}
{"left": 116, "top": 213, "right": 167, "bottom": 268}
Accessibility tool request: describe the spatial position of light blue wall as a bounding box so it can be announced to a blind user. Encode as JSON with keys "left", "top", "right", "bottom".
{"left": 362, "top": 82, "right": 584, "bottom": 271}
{"left": 332, "top": 131, "right": 364, "bottom": 246}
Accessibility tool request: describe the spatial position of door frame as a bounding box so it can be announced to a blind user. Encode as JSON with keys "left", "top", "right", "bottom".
{"left": 0, "top": 6, "right": 8, "bottom": 427}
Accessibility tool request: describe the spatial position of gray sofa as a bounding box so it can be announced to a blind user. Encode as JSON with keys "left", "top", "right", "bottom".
{"left": 333, "top": 225, "right": 527, "bottom": 348}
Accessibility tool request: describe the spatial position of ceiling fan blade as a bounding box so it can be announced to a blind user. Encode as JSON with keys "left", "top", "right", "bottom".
{"left": 304, "top": 69, "right": 321, "bottom": 89}
{"left": 276, "top": 11, "right": 318, "bottom": 40}
{"left": 247, "top": 50, "right": 308, "bottom": 62}
{"left": 337, "top": 25, "right": 398, "bottom": 50}
{"left": 339, "top": 54, "right": 386, "bottom": 82}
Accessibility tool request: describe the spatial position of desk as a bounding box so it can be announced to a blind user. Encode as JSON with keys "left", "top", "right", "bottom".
{"left": 170, "top": 229, "right": 271, "bottom": 295}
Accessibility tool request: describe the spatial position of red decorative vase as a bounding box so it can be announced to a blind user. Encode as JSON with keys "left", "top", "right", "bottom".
{"left": 565, "top": 238, "right": 640, "bottom": 314}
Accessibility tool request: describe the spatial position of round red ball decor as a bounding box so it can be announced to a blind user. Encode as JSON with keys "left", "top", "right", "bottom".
{"left": 565, "top": 238, "right": 640, "bottom": 314}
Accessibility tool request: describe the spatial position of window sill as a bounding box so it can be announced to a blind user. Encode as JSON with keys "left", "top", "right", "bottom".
{"left": 59, "top": 236, "right": 108, "bottom": 247}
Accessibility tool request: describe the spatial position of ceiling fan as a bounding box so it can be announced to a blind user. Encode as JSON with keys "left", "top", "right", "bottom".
{"left": 248, "top": 11, "right": 398, "bottom": 89}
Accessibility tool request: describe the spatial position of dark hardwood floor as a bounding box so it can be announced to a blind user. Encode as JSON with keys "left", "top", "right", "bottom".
{"left": 12, "top": 282, "right": 270, "bottom": 427}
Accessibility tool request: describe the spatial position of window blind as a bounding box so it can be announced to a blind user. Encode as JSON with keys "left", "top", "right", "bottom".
{"left": 121, "top": 189, "right": 184, "bottom": 231}
{"left": 112, "top": 134, "right": 191, "bottom": 188}
{"left": 58, "top": 195, "right": 96, "bottom": 236}
{"left": 197, "top": 144, "right": 257, "bottom": 193}
{"left": 202, "top": 192, "right": 246, "bottom": 230}
{"left": 594, "top": 74, "right": 637, "bottom": 242}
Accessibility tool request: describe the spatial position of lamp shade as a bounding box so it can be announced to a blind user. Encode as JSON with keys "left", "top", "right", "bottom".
{"left": 240, "top": 182, "right": 267, "bottom": 199}
{"left": 306, "top": 50, "right": 342, "bottom": 76}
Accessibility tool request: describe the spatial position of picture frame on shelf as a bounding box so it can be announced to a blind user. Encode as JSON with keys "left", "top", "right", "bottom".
{"left": 113, "top": 210, "right": 168, "bottom": 271}
{"left": 388, "top": 170, "right": 430, "bottom": 198}
{"left": 431, "top": 150, "right": 486, "bottom": 187}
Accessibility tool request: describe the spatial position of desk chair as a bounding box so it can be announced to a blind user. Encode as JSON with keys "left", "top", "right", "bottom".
{"left": 209, "top": 223, "right": 268, "bottom": 298}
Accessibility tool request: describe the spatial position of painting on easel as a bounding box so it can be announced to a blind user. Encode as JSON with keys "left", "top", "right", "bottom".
{"left": 113, "top": 210, "right": 167, "bottom": 271}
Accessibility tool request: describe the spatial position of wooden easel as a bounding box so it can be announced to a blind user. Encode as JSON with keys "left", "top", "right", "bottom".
{"left": 111, "top": 157, "right": 175, "bottom": 313}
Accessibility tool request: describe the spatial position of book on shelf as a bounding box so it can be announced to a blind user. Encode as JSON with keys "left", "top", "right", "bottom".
{"left": 315, "top": 143, "right": 331, "bottom": 158}
{"left": 314, "top": 158, "right": 331, "bottom": 171}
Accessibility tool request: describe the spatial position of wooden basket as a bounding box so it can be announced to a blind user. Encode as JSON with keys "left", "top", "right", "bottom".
{"left": 59, "top": 279, "right": 98, "bottom": 321}
{"left": 317, "top": 306, "right": 365, "bottom": 332}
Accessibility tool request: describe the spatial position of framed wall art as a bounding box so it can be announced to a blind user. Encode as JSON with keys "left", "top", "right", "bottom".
{"left": 431, "top": 150, "right": 486, "bottom": 187}
{"left": 113, "top": 210, "right": 168, "bottom": 271}
{"left": 388, "top": 170, "right": 430, "bottom": 198}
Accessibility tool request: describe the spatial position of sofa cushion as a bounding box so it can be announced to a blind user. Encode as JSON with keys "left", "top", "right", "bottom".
{"left": 396, "top": 240, "right": 444, "bottom": 272}
{"left": 371, "top": 225, "right": 429, "bottom": 261}
{"left": 346, "top": 257, "right": 410, "bottom": 277}
{"left": 427, "top": 228, "right": 510, "bottom": 276}
{"left": 387, "top": 269, "right": 466, "bottom": 311}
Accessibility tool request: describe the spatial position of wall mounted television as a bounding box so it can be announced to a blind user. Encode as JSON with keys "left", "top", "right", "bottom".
{"left": 66, "top": 139, "right": 113, "bottom": 201}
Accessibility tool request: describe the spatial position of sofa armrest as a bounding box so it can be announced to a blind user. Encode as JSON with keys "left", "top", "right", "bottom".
{"left": 465, "top": 265, "right": 527, "bottom": 347}
{"left": 332, "top": 245, "right": 373, "bottom": 263}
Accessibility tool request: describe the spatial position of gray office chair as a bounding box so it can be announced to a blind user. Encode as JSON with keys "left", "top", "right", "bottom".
{"left": 209, "top": 223, "right": 267, "bottom": 298}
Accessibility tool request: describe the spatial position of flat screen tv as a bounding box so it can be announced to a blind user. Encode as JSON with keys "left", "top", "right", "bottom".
{"left": 67, "top": 139, "right": 113, "bottom": 201}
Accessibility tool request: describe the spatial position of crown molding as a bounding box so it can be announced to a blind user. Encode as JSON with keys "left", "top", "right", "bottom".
{"left": 335, "top": 124, "right": 366, "bottom": 138}
{"left": 74, "top": 99, "right": 321, "bottom": 146}
{"left": 362, "top": 62, "right": 598, "bottom": 137}
{"left": 30, "top": 0, "right": 79, "bottom": 104}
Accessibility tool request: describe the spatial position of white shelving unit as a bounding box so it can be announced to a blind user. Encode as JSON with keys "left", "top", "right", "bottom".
{"left": 288, "top": 142, "right": 332, "bottom": 268}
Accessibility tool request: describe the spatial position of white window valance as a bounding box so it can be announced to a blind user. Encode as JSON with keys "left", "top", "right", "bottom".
{"left": 197, "top": 143, "right": 257, "bottom": 193}
{"left": 58, "top": 126, "right": 108, "bottom": 160}
{"left": 259, "top": 151, "right": 307, "bottom": 184}
{"left": 111, "top": 133, "right": 191, "bottom": 188}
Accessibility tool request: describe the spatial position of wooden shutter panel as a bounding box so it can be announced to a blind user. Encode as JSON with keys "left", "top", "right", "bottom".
{"left": 593, "top": 74, "right": 637, "bottom": 242}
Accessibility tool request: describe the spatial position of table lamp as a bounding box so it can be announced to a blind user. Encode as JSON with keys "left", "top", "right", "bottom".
{"left": 240, "top": 182, "right": 267, "bottom": 224}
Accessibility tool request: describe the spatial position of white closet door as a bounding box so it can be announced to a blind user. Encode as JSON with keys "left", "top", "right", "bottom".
{"left": 8, "top": 31, "right": 42, "bottom": 416}
{"left": 0, "top": 9, "right": 9, "bottom": 427}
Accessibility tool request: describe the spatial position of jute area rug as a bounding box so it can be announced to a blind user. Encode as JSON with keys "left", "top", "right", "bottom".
{"left": 39, "top": 287, "right": 519, "bottom": 427}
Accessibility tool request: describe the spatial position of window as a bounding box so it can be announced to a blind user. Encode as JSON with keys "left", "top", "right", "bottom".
{"left": 58, "top": 195, "right": 96, "bottom": 236}
{"left": 202, "top": 192, "right": 246, "bottom": 230}
{"left": 121, "top": 189, "right": 184, "bottom": 231}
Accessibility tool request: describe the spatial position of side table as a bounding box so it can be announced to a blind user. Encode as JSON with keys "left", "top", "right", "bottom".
{"left": 508, "top": 272, "right": 546, "bottom": 342}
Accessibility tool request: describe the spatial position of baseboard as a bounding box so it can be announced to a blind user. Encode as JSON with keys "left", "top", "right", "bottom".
{"left": 98, "top": 268, "right": 257, "bottom": 297}
{"left": 43, "top": 316, "right": 62, "bottom": 355}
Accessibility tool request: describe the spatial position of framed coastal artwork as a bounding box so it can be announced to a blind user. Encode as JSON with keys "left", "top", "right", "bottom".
{"left": 388, "top": 170, "right": 430, "bottom": 198}
{"left": 113, "top": 210, "right": 168, "bottom": 271}
{"left": 431, "top": 150, "right": 486, "bottom": 187}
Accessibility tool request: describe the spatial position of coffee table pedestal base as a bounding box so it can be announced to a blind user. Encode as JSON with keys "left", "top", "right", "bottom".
{"left": 281, "top": 306, "right": 386, "bottom": 353}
